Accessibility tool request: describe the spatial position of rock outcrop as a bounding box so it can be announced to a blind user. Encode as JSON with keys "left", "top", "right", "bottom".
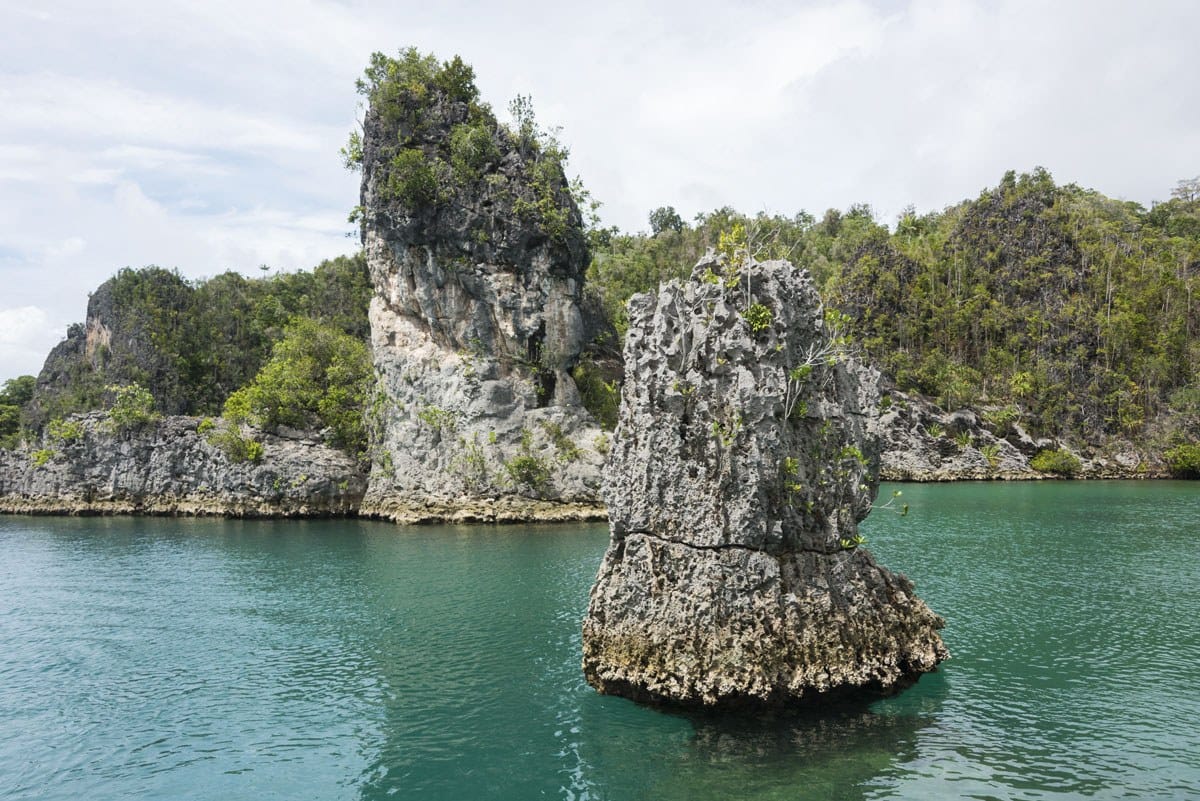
{"left": 0, "top": 413, "right": 365, "bottom": 516}
{"left": 582, "top": 253, "right": 947, "bottom": 707}
{"left": 356, "top": 54, "right": 606, "bottom": 523}
{"left": 25, "top": 268, "right": 195, "bottom": 429}
{"left": 877, "top": 386, "right": 1166, "bottom": 480}
{"left": 878, "top": 389, "right": 1036, "bottom": 480}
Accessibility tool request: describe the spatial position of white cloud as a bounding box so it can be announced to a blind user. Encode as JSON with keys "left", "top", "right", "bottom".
{"left": 0, "top": 306, "right": 49, "bottom": 347}
{"left": 1, "top": 73, "right": 330, "bottom": 156}
{"left": 0, "top": 0, "right": 1197, "bottom": 380}
{"left": 0, "top": 306, "right": 59, "bottom": 380}
{"left": 42, "top": 237, "right": 86, "bottom": 261}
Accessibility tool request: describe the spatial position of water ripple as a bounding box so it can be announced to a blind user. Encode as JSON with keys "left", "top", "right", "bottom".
{"left": 1, "top": 486, "right": 1198, "bottom": 800}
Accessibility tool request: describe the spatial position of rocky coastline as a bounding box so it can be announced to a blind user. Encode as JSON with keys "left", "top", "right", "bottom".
{"left": 0, "top": 394, "right": 1171, "bottom": 522}
{"left": 877, "top": 387, "right": 1169, "bottom": 482}
{"left": 0, "top": 413, "right": 365, "bottom": 518}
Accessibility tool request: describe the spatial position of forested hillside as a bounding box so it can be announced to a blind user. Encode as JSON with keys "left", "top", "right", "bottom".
{"left": 0, "top": 254, "right": 371, "bottom": 451}
{"left": 3, "top": 169, "right": 1197, "bottom": 475}
{"left": 583, "top": 170, "right": 1199, "bottom": 462}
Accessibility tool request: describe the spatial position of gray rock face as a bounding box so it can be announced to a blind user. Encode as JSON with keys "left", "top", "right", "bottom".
{"left": 582, "top": 254, "right": 947, "bottom": 707}
{"left": 875, "top": 388, "right": 1164, "bottom": 480}
{"left": 878, "top": 390, "right": 1037, "bottom": 480}
{"left": 0, "top": 414, "right": 365, "bottom": 516}
{"left": 357, "top": 68, "right": 605, "bottom": 523}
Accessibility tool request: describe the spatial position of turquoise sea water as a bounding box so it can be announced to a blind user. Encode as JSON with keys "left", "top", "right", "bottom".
{"left": 1, "top": 481, "right": 1197, "bottom": 800}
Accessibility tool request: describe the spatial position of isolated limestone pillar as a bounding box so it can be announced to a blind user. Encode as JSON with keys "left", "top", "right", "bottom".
{"left": 582, "top": 253, "right": 947, "bottom": 707}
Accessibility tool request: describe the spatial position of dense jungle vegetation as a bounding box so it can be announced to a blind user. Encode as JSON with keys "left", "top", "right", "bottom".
{"left": 0, "top": 254, "right": 373, "bottom": 456}
{"left": 583, "top": 170, "right": 1200, "bottom": 458}
{"left": 2, "top": 173, "right": 1196, "bottom": 470}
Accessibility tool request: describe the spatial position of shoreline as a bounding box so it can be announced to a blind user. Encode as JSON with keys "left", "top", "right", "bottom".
{"left": 0, "top": 474, "right": 1181, "bottom": 523}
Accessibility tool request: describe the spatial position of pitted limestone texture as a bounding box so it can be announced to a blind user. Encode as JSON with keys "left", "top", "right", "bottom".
{"left": 582, "top": 253, "right": 947, "bottom": 707}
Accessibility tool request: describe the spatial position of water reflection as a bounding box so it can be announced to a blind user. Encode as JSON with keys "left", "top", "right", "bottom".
{"left": 571, "top": 676, "right": 946, "bottom": 801}
{"left": 5, "top": 483, "right": 1198, "bottom": 801}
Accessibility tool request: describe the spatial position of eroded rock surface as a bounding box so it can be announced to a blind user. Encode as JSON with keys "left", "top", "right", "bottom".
{"left": 582, "top": 253, "right": 947, "bottom": 707}
{"left": 356, "top": 58, "right": 605, "bottom": 522}
{"left": 0, "top": 414, "right": 365, "bottom": 516}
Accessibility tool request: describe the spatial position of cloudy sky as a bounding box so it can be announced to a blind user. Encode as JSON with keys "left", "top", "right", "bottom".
{"left": 1, "top": 0, "right": 1197, "bottom": 380}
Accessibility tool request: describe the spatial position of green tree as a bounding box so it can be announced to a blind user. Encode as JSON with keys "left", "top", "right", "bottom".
{"left": 26, "top": 252, "right": 370, "bottom": 428}
{"left": 223, "top": 318, "right": 372, "bottom": 457}
{"left": 0, "top": 376, "right": 36, "bottom": 448}
{"left": 649, "top": 206, "right": 684, "bottom": 235}
{"left": 105, "top": 383, "right": 159, "bottom": 432}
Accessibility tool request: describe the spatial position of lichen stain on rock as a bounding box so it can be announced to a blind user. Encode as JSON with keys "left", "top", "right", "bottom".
{"left": 582, "top": 252, "right": 948, "bottom": 709}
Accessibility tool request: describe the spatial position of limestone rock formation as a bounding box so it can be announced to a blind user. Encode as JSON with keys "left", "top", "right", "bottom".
{"left": 582, "top": 253, "right": 948, "bottom": 707}
{"left": 355, "top": 54, "right": 606, "bottom": 522}
{"left": 875, "top": 386, "right": 1162, "bottom": 480}
{"left": 25, "top": 269, "right": 195, "bottom": 429}
{"left": 0, "top": 413, "right": 365, "bottom": 516}
{"left": 878, "top": 389, "right": 1036, "bottom": 480}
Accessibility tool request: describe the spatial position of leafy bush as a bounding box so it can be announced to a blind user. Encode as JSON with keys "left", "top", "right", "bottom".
{"left": 572, "top": 360, "right": 619, "bottom": 430}
{"left": 417, "top": 405, "right": 458, "bottom": 433}
{"left": 106, "top": 384, "right": 159, "bottom": 432}
{"left": 0, "top": 375, "right": 34, "bottom": 448}
{"left": 449, "top": 121, "right": 499, "bottom": 182}
{"left": 1163, "top": 443, "right": 1200, "bottom": 478}
{"left": 206, "top": 423, "right": 264, "bottom": 464}
{"left": 1030, "top": 448, "right": 1082, "bottom": 476}
{"left": 503, "top": 428, "right": 551, "bottom": 493}
{"left": 503, "top": 454, "right": 550, "bottom": 491}
{"left": 222, "top": 318, "right": 371, "bottom": 456}
{"left": 47, "top": 418, "right": 85, "bottom": 443}
{"left": 743, "top": 303, "right": 773, "bottom": 334}
{"left": 982, "top": 405, "right": 1020, "bottom": 434}
{"left": 30, "top": 448, "right": 54, "bottom": 467}
{"left": 386, "top": 148, "right": 441, "bottom": 207}
{"left": 542, "top": 421, "right": 580, "bottom": 463}
{"left": 0, "top": 407, "right": 19, "bottom": 450}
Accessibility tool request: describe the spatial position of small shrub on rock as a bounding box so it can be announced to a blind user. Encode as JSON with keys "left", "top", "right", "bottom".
{"left": 206, "top": 423, "right": 264, "bottom": 464}
{"left": 742, "top": 303, "right": 773, "bottom": 334}
{"left": 105, "top": 384, "right": 158, "bottom": 432}
{"left": 1164, "top": 443, "right": 1200, "bottom": 478}
{"left": 47, "top": 418, "right": 85, "bottom": 444}
{"left": 1030, "top": 448, "right": 1082, "bottom": 476}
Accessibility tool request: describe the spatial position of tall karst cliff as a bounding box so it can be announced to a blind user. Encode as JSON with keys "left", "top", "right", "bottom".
{"left": 354, "top": 51, "right": 606, "bottom": 522}
{"left": 582, "top": 250, "right": 948, "bottom": 707}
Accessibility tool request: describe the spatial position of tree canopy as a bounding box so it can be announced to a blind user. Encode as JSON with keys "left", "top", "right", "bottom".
{"left": 582, "top": 170, "right": 1199, "bottom": 449}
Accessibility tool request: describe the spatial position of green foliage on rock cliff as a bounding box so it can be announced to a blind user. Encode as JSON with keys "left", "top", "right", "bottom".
{"left": 223, "top": 318, "right": 372, "bottom": 457}
{"left": 1029, "top": 448, "right": 1083, "bottom": 476}
{"left": 1164, "top": 442, "right": 1200, "bottom": 478}
{"left": 21, "top": 253, "right": 371, "bottom": 435}
{"left": 829, "top": 169, "right": 1198, "bottom": 441}
{"left": 349, "top": 48, "right": 586, "bottom": 249}
{"left": 205, "top": 422, "right": 264, "bottom": 464}
{"left": 585, "top": 170, "right": 1199, "bottom": 449}
{"left": 0, "top": 376, "right": 35, "bottom": 449}
{"left": 105, "top": 383, "right": 159, "bottom": 432}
